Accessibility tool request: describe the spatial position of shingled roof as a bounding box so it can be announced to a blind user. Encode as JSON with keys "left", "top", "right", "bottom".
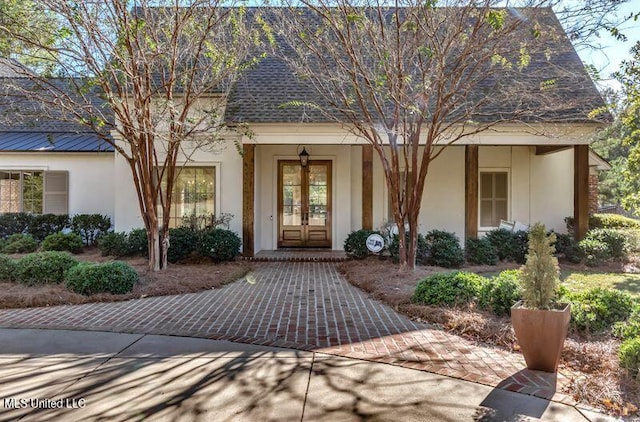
{"left": 225, "top": 7, "right": 607, "bottom": 124}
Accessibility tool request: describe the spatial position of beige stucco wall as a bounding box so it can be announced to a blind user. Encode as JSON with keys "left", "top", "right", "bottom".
{"left": 0, "top": 152, "right": 115, "bottom": 218}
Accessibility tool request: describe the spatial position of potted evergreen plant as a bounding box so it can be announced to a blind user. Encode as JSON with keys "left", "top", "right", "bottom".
{"left": 511, "top": 223, "right": 570, "bottom": 373}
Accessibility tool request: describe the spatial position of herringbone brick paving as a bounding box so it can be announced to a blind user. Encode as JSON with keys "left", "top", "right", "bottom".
{"left": 0, "top": 261, "right": 573, "bottom": 403}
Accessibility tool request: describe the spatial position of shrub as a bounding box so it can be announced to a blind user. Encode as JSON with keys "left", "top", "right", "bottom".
{"left": 424, "top": 230, "right": 464, "bottom": 268}
{"left": 197, "top": 228, "right": 241, "bottom": 262}
{"left": 167, "top": 227, "right": 199, "bottom": 263}
{"left": 41, "top": 232, "right": 83, "bottom": 254}
{"left": 127, "top": 228, "right": 148, "bottom": 257}
{"left": 465, "top": 237, "right": 498, "bottom": 265}
{"left": 0, "top": 213, "right": 32, "bottom": 239}
{"left": 578, "top": 237, "right": 610, "bottom": 266}
{"left": 344, "top": 229, "right": 383, "bottom": 259}
{"left": 621, "top": 229, "right": 640, "bottom": 252}
{"left": 613, "top": 307, "right": 640, "bottom": 340}
{"left": 13, "top": 251, "right": 79, "bottom": 285}
{"left": 27, "top": 214, "right": 69, "bottom": 241}
{"left": 0, "top": 254, "right": 16, "bottom": 281}
{"left": 590, "top": 213, "right": 640, "bottom": 229}
{"left": 412, "top": 271, "right": 487, "bottom": 306}
{"left": 585, "top": 228, "right": 629, "bottom": 259}
{"left": 485, "top": 229, "right": 514, "bottom": 261}
{"left": 65, "top": 261, "right": 138, "bottom": 295}
{"left": 70, "top": 214, "right": 112, "bottom": 246}
{"left": 511, "top": 231, "right": 529, "bottom": 264}
{"left": 566, "top": 288, "right": 634, "bottom": 333}
{"left": 389, "top": 232, "right": 429, "bottom": 265}
{"left": 619, "top": 337, "right": 640, "bottom": 377}
{"left": 478, "top": 270, "right": 523, "bottom": 316}
{"left": 2, "top": 234, "right": 38, "bottom": 254}
{"left": 520, "top": 224, "right": 559, "bottom": 309}
{"left": 554, "top": 233, "right": 583, "bottom": 263}
{"left": 98, "top": 232, "right": 130, "bottom": 257}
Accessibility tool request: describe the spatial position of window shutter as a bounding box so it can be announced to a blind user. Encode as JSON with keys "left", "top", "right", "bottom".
{"left": 44, "top": 171, "right": 68, "bottom": 214}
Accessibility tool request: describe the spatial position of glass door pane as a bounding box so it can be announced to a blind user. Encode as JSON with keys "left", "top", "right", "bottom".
{"left": 307, "top": 164, "right": 328, "bottom": 226}
{"left": 282, "top": 164, "right": 302, "bottom": 226}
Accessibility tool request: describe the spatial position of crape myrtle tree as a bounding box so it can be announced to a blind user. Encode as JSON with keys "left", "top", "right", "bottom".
{"left": 273, "top": 0, "right": 617, "bottom": 269}
{"left": 0, "top": 0, "right": 269, "bottom": 271}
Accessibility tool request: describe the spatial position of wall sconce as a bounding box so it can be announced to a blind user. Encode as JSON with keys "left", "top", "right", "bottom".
{"left": 298, "top": 146, "right": 309, "bottom": 167}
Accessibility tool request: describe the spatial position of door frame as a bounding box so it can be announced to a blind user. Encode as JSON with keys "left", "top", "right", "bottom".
{"left": 277, "top": 159, "right": 332, "bottom": 248}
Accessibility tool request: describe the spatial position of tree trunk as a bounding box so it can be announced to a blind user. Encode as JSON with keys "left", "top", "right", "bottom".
{"left": 148, "top": 220, "right": 160, "bottom": 272}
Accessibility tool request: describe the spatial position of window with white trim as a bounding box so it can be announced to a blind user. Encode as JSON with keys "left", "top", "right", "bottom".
{"left": 480, "top": 171, "right": 508, "bottom": 228}
{"left": 0, "top": 170, "right": 67, "bottom": 214}
{"left": 160, "top": 167, "right": 216, "bottom": 228}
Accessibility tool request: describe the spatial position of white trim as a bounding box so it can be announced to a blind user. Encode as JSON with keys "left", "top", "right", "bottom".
{"left": 478, "top": 168, "right": 511, "bottom": 232}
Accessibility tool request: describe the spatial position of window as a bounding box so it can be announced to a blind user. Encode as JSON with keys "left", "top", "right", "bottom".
{"left": 161, "top": 167, "right": 215, "bottom": 228}
{"left": 0, "top": 170, "right": 67, "bottom": 214}
{"left": 480, "top": 171, "right": 508, "bottom": 228}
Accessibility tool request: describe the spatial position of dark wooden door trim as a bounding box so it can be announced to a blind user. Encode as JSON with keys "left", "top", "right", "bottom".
{"left": 465, "top": 145, "right": 479, "bottom": 240}
{"left": 242, "top": 144, "right": 254, "bottom": 257}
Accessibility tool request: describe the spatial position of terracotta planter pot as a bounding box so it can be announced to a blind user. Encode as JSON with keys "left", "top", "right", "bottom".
{"left": 511, "top": 300, "right": 571, "bottom": 373}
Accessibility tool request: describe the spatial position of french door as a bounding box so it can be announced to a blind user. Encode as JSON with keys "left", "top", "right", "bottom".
{"left": 278, "top": 160, "right": 332, "bottom": 248}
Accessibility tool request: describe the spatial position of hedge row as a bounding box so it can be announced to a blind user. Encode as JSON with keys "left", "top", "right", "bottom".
{"left": 0, "top": 213, "right": 111, "bottom": 245}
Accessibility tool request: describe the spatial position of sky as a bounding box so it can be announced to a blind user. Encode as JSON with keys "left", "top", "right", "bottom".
{"left": 575, "top": 1, "right": 640, "bottom": 91}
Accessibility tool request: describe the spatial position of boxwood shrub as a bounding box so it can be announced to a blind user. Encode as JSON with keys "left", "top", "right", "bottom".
{"left": 197, "top": 228, "right": 241, "bottom": 262}
{"left": 565, "top": 288, "right": 634, "bottom": 333}
{"left": 0, "top": 254, "right": 16, "bottom": 281}
{"left": 27, "top": 214, "right": 70, "bottom": 241}
{"left": 465, "top": 237, "right": 498, "bottom": 265}
{"left": 412, "top": 271, "right": 487, "bottom": 306}
{"left": 41, "top": 232, "right": 84, "bottom": 254}
{"left": 344, "top": 229, "right": 383, "bottom": 259}
{"left": 478, "top": 269, "right": 522, "bottom": 316}
{"left": 167, "top": 227, "right": 198, "bottom": 263}
{"left": 3, "top": 234, "right": 38, "bottom": 254}
{"left": 98, "top": 232, "right": 130, "bottom": 257}
{"left": 590, "top": 213, "right": 640, "bottom": 229}
{"left": 424, "top": 230, "right": 464, "bottom": 268}
{"left": 127, "top": 228, "right": 148, "bottom": 257}
{"left": 13, "top": 251, "right": 79, "bottom": 285}
{"left": 619, "top": 337, "right": 640, "bottom": 377}
{"left": 65, "top": 261, "right": 138, "bottom": 295}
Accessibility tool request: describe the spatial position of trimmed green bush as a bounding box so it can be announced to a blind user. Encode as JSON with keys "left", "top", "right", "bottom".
{"left": 65, "top": 261, "right": 138, "bottom": 295}
{"left": 389, "top": 232, "right": 429, "bottom": 265}
{"left": 98, "top": 232, "right": 130, "bottom": 257}
{"left": 127, "top": 228, "right": 148, "bottom": 257}
{"left": 197, "top": 228, "right": 241, "bottom": 262}
{"left": 424, "top": 230, "right": 464, "bottom": 268}
{"left": 554, "top": 233, "right": 583, "bottom": 263}
{"left": 485, "top": 229, "right": 514, "bottom": 261}
{"left": 511, "top": 231, "right": 529, "bottom": 264}
{"left": 3, "top": 234, "right": 38, "bottom": 254}
{"left": 70, "top": 214, "right": 112, "bottom": 246}
{"left": 478, "top": 269, "right": 523, "bottom": 316}
{"left": 613, "top": 307, "right": 640, "bottom": 340}
{"left": 585, "top": 228, "right": 629, "bottom": 259}
{"left": 344, "top": 229, "right": 383, "bottom": 259}
{"left": 27, "top": 214, "right": 69, "bottom": 241}
{"left": 465, "top": 237, "right": 498, "bottom": 265}
{"left": 41, "top": 232, "right": 83, "bottom": 254}
{"left": 167, "top": 227, "right": 198, "bottom": 263}
{"left": 578, "top": 237, "right": 610, "bottom": 266}
{"left": 619, "top": 337, "right": 640, "bottom": 377}
{"left": 412, "top": 272, "right": 487, "bottom": 306}
{"left": 0, "top": 213, "right": 32, "bottom": 240}
{"left": 13, "top": 251, "right": 79, "bottom": 285}
{"left": 0, "top": 254, "right": 16, "bottom": 281}
{"left": 566, "top": 288, "right": 634, "bottom": 333}
{"left": 590, "top": 213, "right": 640, "bottom": 229}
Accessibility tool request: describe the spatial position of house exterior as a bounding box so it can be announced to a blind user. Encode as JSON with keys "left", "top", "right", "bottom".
{"left": 0, "top": 8, "right": 607, "bottom": 257}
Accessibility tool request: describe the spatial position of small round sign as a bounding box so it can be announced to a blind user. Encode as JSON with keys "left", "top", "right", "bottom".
{"left": 365, "top": 233, "right": 385, "bottom": 253}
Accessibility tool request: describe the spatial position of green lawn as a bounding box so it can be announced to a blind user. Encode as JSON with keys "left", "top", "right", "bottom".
{"left": 561, "top": 271, "right": 640, "bottom": 298}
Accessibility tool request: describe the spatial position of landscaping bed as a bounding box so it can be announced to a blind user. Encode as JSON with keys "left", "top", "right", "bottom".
{"left": 338, "top": 257, "right": 640, "bottom": 417}
{"left": 0, "top": 248, "right": 250, "bottom": 309}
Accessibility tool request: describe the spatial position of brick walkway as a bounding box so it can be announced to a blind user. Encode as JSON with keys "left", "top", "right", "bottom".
{"left": 0, "top": 262, "right": 573, "bottom": 404}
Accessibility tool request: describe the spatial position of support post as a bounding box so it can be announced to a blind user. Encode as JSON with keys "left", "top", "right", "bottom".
{"left": 574, "top": 145, "right": 589, "bottom": 240}
{"left": 242, "top": 144, "right": 255, "bottom": 257}
{"left": 465, "top": 145, "right": 479, "bottom": 240}
{"left": 362, "top": 145, "right": 373, "bottom": 230}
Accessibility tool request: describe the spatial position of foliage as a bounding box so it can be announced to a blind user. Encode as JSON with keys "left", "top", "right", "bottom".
{"left": 127, "top": 229, "right": 149, "bottom": 257}
{"left": 65, "top": 261, "right": 138, "bottom": 295}
{"left": 613, "top": 307, "right": 640, "bottom": 340}
{"left": 0, "top": 254, "right": 16, "bottom": 281}
{"left": 197, "top": 229, "right": 241, "bottom": 262}
{"left": 465, "top": 237, "right": 498, "bottom": 265}
{"left": 412, "top": 272, "right": 487, "bottom": 307}
{"left": 564, "top": 288, "right": 634, "bottom": 333}
{"left": 478, "top": 270, "right": 523, "bottom": 316}
{"left": 344, "top": 229, "right": 383, "bottom": 259}
{"left": 389, "top": 233, "right": 429, "bottom": 265}
{"left": 180, "top": 213, "right": 234, "bottom": 231}
{"left": 2, "top": 233, "right": 38, "bottom": 254}
{"left": 167, "top": 227, "right": 199, "bottom": 263}
{"left": 70, "top": 214, "right": 112, "bottom": 246}
{"left": 583, "top": 228, "right": 629, "bottom": 260}
{"left": 510, "top": 231, "right": 530, "bottom": 264}
{"left": 554, "top": 233, "right": 583, "bottom": 263}
{"left": 13, "top": 251, "right": 79, "bottom": 285}
{"left": 41, "top": 232, "right": 83, "bottom": 254}
{"left": 578, "top": 237, "right": 610, "bottom": 266}
{"left": 98, "top": 232, "right": 130, "bottom": 257}
{"left": 519, "top": 223, "right": 559, "bottom": 309}
{"left": 619, "top": 337, "right": 640, "bottom": 377}
{"left": 590, "top": 214, "right": 640, "bottom": 229}
{"left": 484, "top": 229, "right": 529, "bottom": 263}
{"left": 26, "top": 214, "right": 69, "bottom": 241}
{"left": 424, "top": 230, "right": 464, "bottom": 268}
{"left": 0, "top": 213, "right": 32, "bottom": 239}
